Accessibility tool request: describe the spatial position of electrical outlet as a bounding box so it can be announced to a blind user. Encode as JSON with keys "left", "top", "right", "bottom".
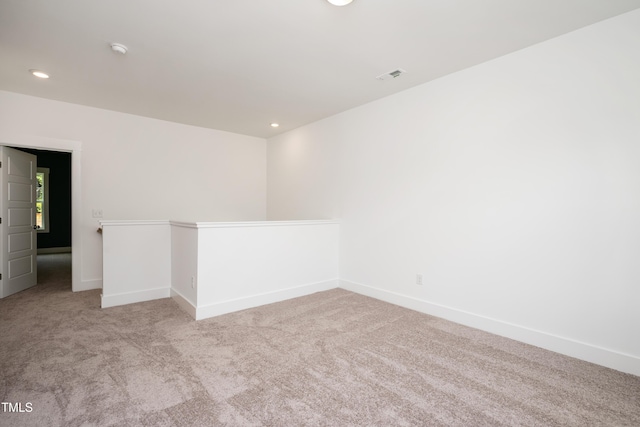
{"left": 92, "top": 209, "right": 103, "bottom": 218}
{"left": 416, "top": 274, "right": 423, "bottom": 285}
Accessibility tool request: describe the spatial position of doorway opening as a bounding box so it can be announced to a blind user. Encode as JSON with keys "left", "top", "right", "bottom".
{"left": 17, "top": 148, "right": 72, "bottom": 289}
{"left": 18, "top": 149, "right": 72, "bottom": 252}
{"left": 0, "top": 135, "right": 82, "bottom": 294}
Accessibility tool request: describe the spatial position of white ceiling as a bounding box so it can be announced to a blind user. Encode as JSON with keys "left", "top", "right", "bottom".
{"left": 2, "top": 0, "right": 640, "bottom": 138}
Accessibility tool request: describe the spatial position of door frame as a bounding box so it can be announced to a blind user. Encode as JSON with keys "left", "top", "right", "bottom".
{"left": 0, "top": 134, "right": 82, "bottom": 292}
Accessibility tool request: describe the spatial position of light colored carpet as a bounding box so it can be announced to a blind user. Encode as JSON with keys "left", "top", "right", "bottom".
{"left": 1, "top": 254, "right": 639, "bottom": 426}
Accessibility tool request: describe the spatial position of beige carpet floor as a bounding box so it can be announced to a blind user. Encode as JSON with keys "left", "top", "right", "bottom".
{"left": 1, "top": 254, "right": 639, "bottom": 426}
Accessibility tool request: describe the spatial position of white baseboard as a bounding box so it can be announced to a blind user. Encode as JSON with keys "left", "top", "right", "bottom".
{"left": 75, "top": 278, "right": 102, "bottom": 292}
{"left": 195, "top": 279, "right": 339, "bottom": 321}
{"left": 171, "top": 288, "right": 197, "bottom": 319}
{"left": 101, "top": 287, "right": 171, "bottom": 309}
{"left": 37, "top": 247, "right": 72, "bottom": 254}
{"left": 339, "top": 279, "right": 640, "bottom": 377}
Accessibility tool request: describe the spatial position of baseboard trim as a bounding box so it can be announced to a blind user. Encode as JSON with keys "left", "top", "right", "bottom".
{"left": 37, "top": 247, "right": 72, "bottom": 254}
{"left": 171, "top": 289, "right": 197, "bottom": 319}
{"left": 195, "top": 279, "right": 339, "bottom": 321}
{"left": 101, "top": 287, "right": 171, "bottom": 309}
{"left": 339, "top": 279, "right": 640, "bottom": 377}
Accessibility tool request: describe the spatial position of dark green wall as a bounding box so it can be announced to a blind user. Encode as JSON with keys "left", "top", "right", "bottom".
{"left": 18, "top": 148, "right": 72, "bottom": 249}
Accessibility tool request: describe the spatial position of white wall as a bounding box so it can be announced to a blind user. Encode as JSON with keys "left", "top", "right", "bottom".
{"left": 196, "top": 221, "right": 339, "bottom": 319}
{"left": 0, "top": 91, "right": 267, "bottom": 290}
{"left": 267, "top": 10, "right": 640, "bottom": 374}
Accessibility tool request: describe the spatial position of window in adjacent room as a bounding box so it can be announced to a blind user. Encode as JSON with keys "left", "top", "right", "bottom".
{"left": 36, "top": 167, "right": 50, "bottom": 233}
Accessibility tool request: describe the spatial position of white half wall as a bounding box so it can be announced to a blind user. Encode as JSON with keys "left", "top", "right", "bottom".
{"left": 195, "top": 220, "right": 340, "bottom": 319}
{"left": 170, "top": 222, "right": 199, "bottom": 317}
{"left": 266, "top": 10, "right": 640, "bottom": 376}
{"left": 100, "top": 220, "right": 340, "bottom": 321}
{"left": 101, "top": 221, "right": 171, "bottom": 308}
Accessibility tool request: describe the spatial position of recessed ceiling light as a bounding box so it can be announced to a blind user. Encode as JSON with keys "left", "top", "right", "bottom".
{"left": 29, "top": 69, "right": 49, "bottom": 79}
{"left": 327, "top": 0, "right": 353, "bottom": 5}
{"left": 110, "top": 43, "right": 128, "bottom": 55}
{"left": 270, "top": 123, "right": 280, "bottom": 128}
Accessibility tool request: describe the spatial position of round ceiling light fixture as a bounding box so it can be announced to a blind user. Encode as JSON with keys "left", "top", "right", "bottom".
{"left": 29, "top": 69, "right": 50, "bottom": 79}
{"left": 327, "top": 0, "right": 353, "bottom": 5}
{"left": 110, "top": 43, "right": 128, "bottom": 54}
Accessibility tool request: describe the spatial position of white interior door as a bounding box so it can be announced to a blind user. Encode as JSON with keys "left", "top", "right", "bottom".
{"left": 0, "top": 146, "right": 38, "bottom": 298}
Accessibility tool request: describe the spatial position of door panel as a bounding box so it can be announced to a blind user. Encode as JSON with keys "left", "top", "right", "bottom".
{"left": 9, "top": 182, "right": 34, "bottom": 202}
{"left": 7, "top": 153, "right": 32, "bottom": 178}
{"left": 1, "top": 146, "right": 38, "bottom": 298}
{"left": 9, "top": 256, "right": 33, "bottom": 277}
{"left": 9, "top": 208, "right": 33, "bottom": 226}
{"left": 9, "top": 232, "right": 33, "bottom": 252}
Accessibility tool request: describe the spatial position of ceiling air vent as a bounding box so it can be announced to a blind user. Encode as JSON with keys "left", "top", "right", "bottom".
{"left": 376, "top": 69, "right": 407, "bottom": 81}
